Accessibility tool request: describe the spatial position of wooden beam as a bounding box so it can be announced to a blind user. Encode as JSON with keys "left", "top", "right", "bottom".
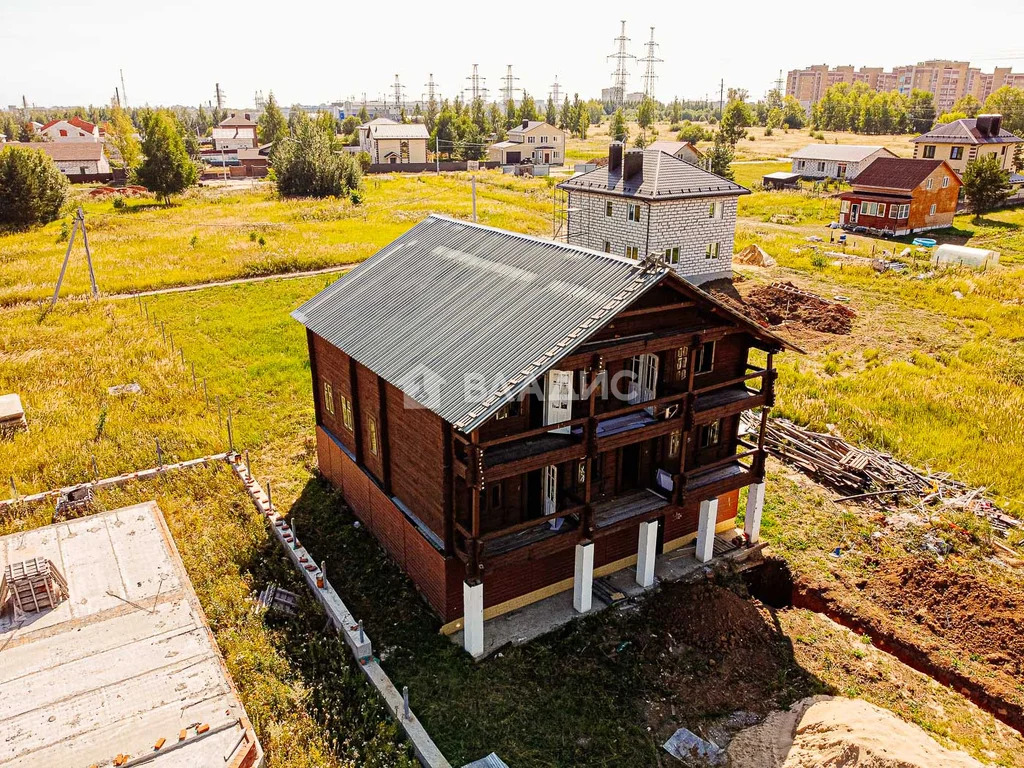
{"left": 614, "top": 301, "right": 696, "bottom": 319}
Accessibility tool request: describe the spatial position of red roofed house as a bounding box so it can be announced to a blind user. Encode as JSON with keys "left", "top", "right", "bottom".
{"left": 838, "top": 158, "right": 961, "bottom": 236}
{"left": 39, "top": 116, "right": 101, "bottom": 142}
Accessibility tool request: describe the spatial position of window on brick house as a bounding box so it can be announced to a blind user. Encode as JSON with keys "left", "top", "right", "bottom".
{"left": 930, "top": 203, "right": 937, "bottom": 215}
{"left": 625, "top": 245, "right": 639, "bottom": 259}
{"left": 323, "top": 381, "right": 335, "bottom": 415}
{"left": 705, "top": 242, "right": 720, "bottom": 259}
{"left": 923, "top": 145, "right": 936, "bottom": 158}
{"left": 604, "top": 241, "right": 611, "bottom": 252}
{"left": 699, "top": 420, "right": 721, "bottom": 448}
{"left": 708, "top": 200, "right": 723, "bottom": 219}
{"left": 627, "top": 203, "right": 641, "bottom": 222}
{"left": 605, "top": 201, "right": 613, "bottom": 217}
{"left": 341, "top": 396, "right": 354, "bottom": 430}
{"left": 367, "top": 416, "right": 380, "bottom": 456}
{"left": 950, "top": 146, "right": 963, "bottom": 160}
{"left": 665, "top": 246, "right": 680, "bottom": 264}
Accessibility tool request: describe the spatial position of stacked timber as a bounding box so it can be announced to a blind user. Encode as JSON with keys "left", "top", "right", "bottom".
{"left": 1, "top": 558, "right": 70, "bottom": 616}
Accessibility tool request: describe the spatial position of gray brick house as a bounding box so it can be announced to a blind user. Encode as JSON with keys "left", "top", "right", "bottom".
{"left": 557, "top": 143, "right": 749, "bottom": 285}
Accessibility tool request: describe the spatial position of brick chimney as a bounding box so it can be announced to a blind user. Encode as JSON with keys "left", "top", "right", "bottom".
{"left": 623, "top": 149, "right": 644, "bottom": 180}
{"left": 608, "top": 141, "right": 623, "bottom": 173}
{"left": 976, "top": 114, "right": 1002, "bottom": 137}
{"left": 522, "top": 119, "right": 529, "bottom": 129}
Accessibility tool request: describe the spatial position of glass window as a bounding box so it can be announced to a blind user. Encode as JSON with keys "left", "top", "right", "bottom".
{"left": 323, "top": 381, "right": 335, "bottom": 415}
{"left": 368, "top": 416, "right": 379, "bottom": 456}
{"left": 603, "top": 241, "right": 611, "bottom": 253}
{"left": 942, "top": 176, "right": 949, "bottom": 188}
{"left": 699, "top": 420, "right": 721, "bottom": 448}
{"left": 605, "top": 201, "right": 613, "bottom": 217}
{"left": 495, "top": 399, "right": 521, "bottom": 420}
{"left": 926, "top": 178, "right": 933, "bottom": 190}
{"left": 695, "top": 341, "right": 715, "bottom": 374}
{"left": 625, "top": 245, "right": 639, "bottom": 259}
{"left": 668, "top": 429, "right": 682, "bottom": 458}
{"left": 665, "top": 246, "right": 680, "bottom": 264}
{"left": 627, "top": 203, "right": 641, "bottom": 222}
{"left": 708, "top": 200, "right": 723, "bottom": 219}
{"left": 341, "top": 396, "right": 354, "bottom": 431}
{"left": 877, "top": 203, "right": 885, "bottom": 217}
{"left": 705, "top": 242, "right": 720, "bottom": 259}
{"left": 841, "top": 200, "right": 849, "bottom": 213}
{"left": 930, "top": 203, "right": 937, "bottom": 215}
{"left": 950, "top": 146, "right": 963, "bottom": 160}
{"left": 923, "top": 145, "right": 936, "bottom": 158}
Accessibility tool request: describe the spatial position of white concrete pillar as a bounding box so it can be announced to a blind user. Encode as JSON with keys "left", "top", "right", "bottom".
{"left": 696, "top": 498, "right": 719, "bottom": 563}
{"left": 636, "top": 520, "right": 659, "bottom": 588}
{"left": 463, "top": 579, "right": 484, "bottom": 658}
{"left": 573, "top": 540, "right": 594, "bottom": 613}
{"left": 744, "top": 481, "right": 767, "bottom": 544}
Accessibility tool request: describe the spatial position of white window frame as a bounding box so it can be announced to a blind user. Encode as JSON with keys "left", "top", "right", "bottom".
{"left": 708, "top": 200, "right": 723, "bottom": 219}
{"left": 929, "top": 203, "right": 937, "bottom": 215}
{"left": 705, "top": 242, "right": 720, "bottom": 259}
{"left": 627, "top": 353, "right": 659, "bottom": 406}
{"left": 840, "top": 200, "right": 850, "bottom": 213}
{"left": 625, "top": 245, "right": 639, "bottom": 259}
{"left": 926, "top": 178, "right": 933, "bottom": 190}
{"left": 942, "top": 175, "right": 950, "bottom": 188}
{"left": 542, "top": 465, "right": 557, "bottom": 516}
{"left": 665, "top": 246, "right": 680, "bottom": 264}
{"left": 695, "top": 341, "right": 715, "bottom": 375}
{"left": 700, "top": 420, "right": 722, "bottom": 448}
{"left": 627, "top": 203, "right": 641, "bottom": 222}
{"left": 543, "top": 369, "right": 573, "bottom": 434}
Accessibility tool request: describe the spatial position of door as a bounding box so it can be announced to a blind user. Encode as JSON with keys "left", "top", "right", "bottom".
{"left": 542, "top": 465, "right": 557, "bottom": 516}
{"left": 628, "top": 354, "right": 659, "bottom": 408}
{"left": 544, "top": 151, "right": 551, "bottom": 163}
{"left": 837, "top": 163, "right": 847, "bottom": 179}
{"left": 544, "top": 369, "right": 573, "bottom": 434}
{"left": 849, "top": 203, "right": 859, "bottom": 224}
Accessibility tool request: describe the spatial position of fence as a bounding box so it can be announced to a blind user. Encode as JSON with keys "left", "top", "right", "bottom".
{"left": 365, "top": 161, "right": 501, "bottom": 174}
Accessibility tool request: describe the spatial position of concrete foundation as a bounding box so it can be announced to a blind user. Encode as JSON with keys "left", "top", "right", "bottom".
{"left": 464, "top": 580, "right": 484, "bottom": 658}
{"left": 573, "top": 541, "right": 594, "bottom": 613}
{"left": 636, "top": 520, "right": 659, "bottom": 588}
{"left": 744, "top": 481, "right": 766, "bottom": 544}
{"left": 696, "top": 498, "right": 719, "bottom": 563}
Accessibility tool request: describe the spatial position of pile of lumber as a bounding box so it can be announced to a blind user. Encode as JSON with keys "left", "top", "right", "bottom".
{"left": 749, "top": 415, "right": 1021, "bottom": 537}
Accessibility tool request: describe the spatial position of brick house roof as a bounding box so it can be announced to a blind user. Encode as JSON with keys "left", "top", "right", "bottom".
{"left": 849, "top": 158, "right": 950, "bottom": 191}
{"left": 6, "top": 141, "right": 104, "bottom": 162}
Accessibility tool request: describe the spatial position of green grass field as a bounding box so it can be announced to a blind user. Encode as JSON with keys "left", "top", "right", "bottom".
{"left": 4, "top": 179, "right": 1024, "bottom": 766}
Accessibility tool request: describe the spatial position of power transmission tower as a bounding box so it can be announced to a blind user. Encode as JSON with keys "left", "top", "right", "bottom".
{"left": 719, "top": 78, "right": 724, "bottom": 119}
{"left": 255, "top": 90, "right": 266, "bottom": 109}
{"left": 464, "top": 64, "right": 487, "bottom": 102}
{"left": 501, "top": 65, "right": 520, "bottom": 104}
{"left": 393, "top": 74, "right": 405, "bottom": 111}
{"left": 424, "top": 74, "right": 439, "bottom": 103}
{"left": 638, "top": 27, "right": 662, "bottom": 99}
{"left": 215, "top": 83, "right": 225, "bottom": 111}
{"left": 775, "top": 70, "right": 784, "bottom": 94}
{"left": 120, "top": 69, "right": 129, "bottom": 108}
{"left": 607, "top": 20, "right": 635, "bottom": 106}
{"left": 549, "top": 77, "right": 563, "bottom": 108}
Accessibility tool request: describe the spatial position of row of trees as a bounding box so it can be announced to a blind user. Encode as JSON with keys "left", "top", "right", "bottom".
{"left": 811, "top": 82, "right": 936, "bottom": 134}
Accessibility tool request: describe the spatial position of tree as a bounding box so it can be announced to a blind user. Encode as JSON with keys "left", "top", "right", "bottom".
{"left": 676, "top": 121, "right": 708, "bottom": 144}
{"left": 107, "top": 106, "right": 142, "bottom": 172}
{"left": 936, "top": 111, "right": 968, "bottom": 125}
{"left": 637, "top": 96, "right": 655, "bottom": 137}
{"left": 271, "top": 113, "right": 360, "bottom": 198}
{"left": 558, "top": 97, "right": 571, "bottom": 131}
{"left": 341, "top": 115, "right": 360, "bottom": 136}
{"left": 258, "top": 92, "right": 287, "bottom": 145}
{"left": 135, "top": 111, "right": 198, "bottom": 204}
{"left": 707, "top": 133, "right": 735, "bottom": 180}
{"left": 504, "top": 99, "right": 518, "bottom": 130}
{"left": 489, "top": 103, "right": 506, "bottom": 141}
{"left": 519, "top": 93, "right": 538, "bottom": 122}
{"left": 782, "top": 95, "right": 806, "bottom": 128}
{"left": 907, "top": 89, "right": 936, "bottom": 134}
{"left": 358, "top": 104, "right": 369, "bottom": 123}
{"left": 984, "top": 86, "right": 1024, "bottom": 137}
{"left": 0, "top": 144, "right": 69, "bottom": 229}
{"left": 669, "top": 98, "right": 682, "bottom": 124}
{"left": 1014, "top": 143, "right": 1023, "bottom": 173}
{"left": 610, "top": 108, "right": 628, "bottom": 142}
{"left": 962, "top": 155, "right": 1012, "bottom": 214}
{"left": 719, "top": 99, "right": 753, "bottom": 145}
{"left": 545, "top": 99, "right": 557, "bottom": 126}
{"left": 575, "top": 107, "right": 590, "bottom": 140}
{"left": 424, "top": 98, "right": 439, "bottom": 133}
{"left": 951, "top": 94, "right": 981, "bottom": 118}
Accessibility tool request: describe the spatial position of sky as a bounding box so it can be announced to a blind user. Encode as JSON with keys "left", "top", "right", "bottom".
{"left": 2, "top": 0, "right": 1023, "bottom": 110}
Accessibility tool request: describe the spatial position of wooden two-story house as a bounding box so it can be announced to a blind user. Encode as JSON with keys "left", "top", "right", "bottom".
{"left": 293, "top": 215, "right": 795, "bottom": 657}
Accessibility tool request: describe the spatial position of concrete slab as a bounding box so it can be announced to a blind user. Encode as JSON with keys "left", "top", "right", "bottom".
{"left": 0, "top": 394, "right": 24, "bottom": 423}
{"left": 451, "top": 534, "right": 761, "bottom": 658}
{"left": 0, "top": 502, "right": 263, "bottom": 768}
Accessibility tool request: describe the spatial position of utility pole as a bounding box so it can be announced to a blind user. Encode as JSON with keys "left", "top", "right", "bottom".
{"left": 501, "top": 65, "right": 519, "bottom": 105}
{"left": 464, "top": 64, "right": 487, "bottom": 103}
{"left": 607, "top": 20, "right": 635, "bottom": 107}
{"left": 549, "top": 77, "right": 563, "bottom": 108}
{"left": 638, "top": 27, "right": 663, "bottom": 99}
{"left": 120, "top": 69, "right": 128, "bottom": 109}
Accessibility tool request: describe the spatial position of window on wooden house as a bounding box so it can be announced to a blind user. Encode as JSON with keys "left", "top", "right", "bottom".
{"left": 942, "top": 176, "right": 950, "bottom": 188}
{"left": 817, "top": 162, "right": 825, "bottom": 172}
{"left": 923, "top": 145, "right": 936, "bottom": 158}
{"left": 699, "top": 420, "right": 721, "bottom": 448}
{"left": 668, "top": 429, "right": 682, "bottom": 458}
{"left": 926, "top": 178, "right": 933, "bottom": 190}
{"left": 323, "top": 381, "right": 335, "bottom": 415}
{"left": 495, "top": 398, "right": 521, "bottom": 420}
{"left": 929, "top": 203, "right": 937, "bottom": 215}
{"left": 674, "top": 347, "right": 687, "bottom": 379}
{"left": 627, "top": 203, "right": 641, "bottom": 222}
{"left": 841, "top": 200, "right": 850, "bottom": 213}
{"left": 489, "top": 484, "right": 502, "bottom": 509}
{"left": 694, "top": 341, "right": 715, "bottom": 374}
{"left": 341, "top": 396, "right": 354, "bottom": 431}
{"left": 367, "top": 416, "right": 380, "bottom": 456}
{"left": 577, "top": 461, "right": 586, "bottom": 485}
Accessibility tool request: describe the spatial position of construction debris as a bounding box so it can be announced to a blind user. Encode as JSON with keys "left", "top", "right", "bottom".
{"left": 0, "top": 394, "right": 27, "bottom": 437}
{"left": 743, "top": 282, "right": 856, "bottom": 335}
{"left": 749, "top": 415, "right": 1021, "bottom": 538}
{"left": 256, "top": 583, "right": 300, "bottom": 616}
{"left": 733, "top": 244, "right": 776, "bottom": 268}
{"left": 54, "top": 486, "right": 94, "bottom": 520}
{"left": 1, "top": 558, "right": 70, "bottom": 616}
{"left": 663, "top": 727, "right": 725, "bottom": 765}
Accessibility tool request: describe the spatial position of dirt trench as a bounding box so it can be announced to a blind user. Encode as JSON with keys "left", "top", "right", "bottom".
{"left": 744, "top": 557, "right": 1024, "bottom": 734}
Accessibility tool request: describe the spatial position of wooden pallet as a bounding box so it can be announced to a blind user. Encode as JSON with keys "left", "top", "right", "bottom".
{"left": 2, "top": 558, "right": 69, "bottom": 616}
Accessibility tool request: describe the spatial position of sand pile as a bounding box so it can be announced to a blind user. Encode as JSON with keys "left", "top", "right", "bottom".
{"left": 743, "top": 282, "right": 856, "bottom": 335}
{"left": 726, "top": 696, "right": 983, "bottom": 768}
{"left": 734, "top": 244, "right": 777, "bottom": 267}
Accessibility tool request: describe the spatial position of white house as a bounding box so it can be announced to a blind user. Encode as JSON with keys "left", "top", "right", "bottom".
{"left": 556, "top": 143, "right": 749, "bottom": 285}
{"left": 10, "top": 141, "right": 111, "bottom": 176}
{"left": 212, "top": 113, "right": 259, "bottom": 151}
{"left": 38, "top": 116, "right": 101, "bottom": 142}
{"left": 488, "top": 120, "right": 566, "bottom": 165}
{"left": 645, "top": 140, "right": 703, "bottom": 166}
{"left": 790, "top": 145, "right": 896, "bottom": 180}
{"left": 357, "top": 118, "right": 429, "bottom": 164}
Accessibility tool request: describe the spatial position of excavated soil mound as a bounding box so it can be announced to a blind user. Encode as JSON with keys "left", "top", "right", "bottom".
{"left": 864, "top": 558, "right": 1024, "bottom": 675}
{"left": 744, "top": 282, "right": 856, "bottom": 335}
{"left": 727, "top": 695, "right": 984, "bottom": 768}
{"left": 662, "top": 581, "right": 777, "bottom": 653}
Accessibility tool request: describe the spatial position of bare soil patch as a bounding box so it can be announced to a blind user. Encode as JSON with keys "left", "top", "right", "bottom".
{"left": 744, "top": 281, "right": 857, "bottom": 335}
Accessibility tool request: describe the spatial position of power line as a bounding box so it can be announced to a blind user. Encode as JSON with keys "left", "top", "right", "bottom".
{"left": 607, "top": 20, "right": 634, "bottom": 106}
{"left": 638, "top": 27, "right": 662, "bottom": 99}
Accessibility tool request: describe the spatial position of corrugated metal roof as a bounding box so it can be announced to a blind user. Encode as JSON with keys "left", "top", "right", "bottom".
{"left": 370, "top": 123, "right": 430, "bottom": 140}
{"left": 912, "top": 118, "right": 1022, "bottom": 145}
{"left": 557, "top": 149, "right": 749, "bottom": 201}
{"left": 292, "top": 215, "right": 668, "bottom": 433}
{"left": 790, "top": 144, "right": 893, "bottom": 162}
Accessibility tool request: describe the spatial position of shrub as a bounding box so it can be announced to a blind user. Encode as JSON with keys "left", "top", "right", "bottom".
{"left": 0, "top": 145, "right": 69, "bottom": 229}
{"left": 112, "top": 195, "right": 125, "bottom": 210}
